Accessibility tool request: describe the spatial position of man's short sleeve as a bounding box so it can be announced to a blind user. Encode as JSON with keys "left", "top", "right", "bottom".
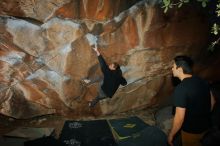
{"left": 173, "top": 85, "right": 187, "bottom": 108}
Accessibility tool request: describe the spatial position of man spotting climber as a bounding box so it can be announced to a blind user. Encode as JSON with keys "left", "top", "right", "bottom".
{"left": 168, "top": 55, "right": 215, "bottom": 146}
{"left": 86, "top": 45, "right": 127, "bottom": 107}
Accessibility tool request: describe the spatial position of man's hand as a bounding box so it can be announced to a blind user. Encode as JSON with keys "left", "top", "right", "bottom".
{"left": 168, "top": 133, "right": 174, "bottom": 146}
{"left": 92, "top": 44, "right": 97, "bottom": 51}
{"left": 92, "top": 45, "right": 100, "bottom": 56}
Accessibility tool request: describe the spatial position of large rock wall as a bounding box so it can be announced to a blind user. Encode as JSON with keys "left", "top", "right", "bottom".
{"left": 0, "top": 0, "right": 218, "bottom": 119}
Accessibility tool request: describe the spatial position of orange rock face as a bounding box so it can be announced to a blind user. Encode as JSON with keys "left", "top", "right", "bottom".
{"left": 55, "top": 0, "right": 143, "bottom": 21}
{"left": 0, "top": 0, "right": 219, "bottom": 119}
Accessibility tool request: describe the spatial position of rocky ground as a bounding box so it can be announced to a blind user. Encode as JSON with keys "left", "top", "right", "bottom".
{"left": 1, "top": 82, "right": 218, "bottom": 139}
{"left": 0, "top": 107, "right": 166, "bottom": 139}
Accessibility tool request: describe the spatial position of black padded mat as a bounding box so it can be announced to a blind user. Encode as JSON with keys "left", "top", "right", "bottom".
{"left": 59, "top": 120, "right": 117, "bottom": 146}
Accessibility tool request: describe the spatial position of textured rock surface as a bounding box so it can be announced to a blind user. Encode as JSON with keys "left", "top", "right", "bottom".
{"left": 155, "top": 106, "right": 173, "bottom": 134}
{"left": 0, "top": 0, "right": 219, "bottom": 119}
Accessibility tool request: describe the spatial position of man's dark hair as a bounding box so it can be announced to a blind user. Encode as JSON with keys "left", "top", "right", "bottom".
{"left": 174, "top": 55, "right": 194, "bottom": 74}
{"left": 113, "top": 62, "right": 120, "bottom": 70}
{"left": 112, "top": 62, "right": 122, "bottom": 76}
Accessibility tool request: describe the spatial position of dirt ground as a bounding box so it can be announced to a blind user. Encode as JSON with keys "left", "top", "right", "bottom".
{"left": 0, "top": 107, "right": 157, "bottom": 138}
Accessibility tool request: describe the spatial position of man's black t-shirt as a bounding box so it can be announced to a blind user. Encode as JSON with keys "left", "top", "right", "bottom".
{"left": 173, "top": 76, "right": 211, "bottom": 133}
{"left": 98, "top": 55, "right": 127, "bottom": 98}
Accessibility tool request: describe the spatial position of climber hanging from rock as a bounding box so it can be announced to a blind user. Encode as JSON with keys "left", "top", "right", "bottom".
{"left": 83, "top": 44, "right": 127, "bottom": 108}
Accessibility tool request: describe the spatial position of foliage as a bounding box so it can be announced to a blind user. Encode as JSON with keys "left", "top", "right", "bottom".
{"left": 162, "top": 0, "right": 220, "bottom": 51}
{"left": 162, "top": 0, "right": 210, "bottom": 13}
